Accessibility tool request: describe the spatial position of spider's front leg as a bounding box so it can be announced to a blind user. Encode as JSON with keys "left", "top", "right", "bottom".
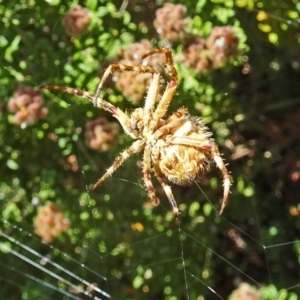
{"left": 40, "top": 86, "right": 140, "bottom": 140}
{"left": 142, "top": 48, "right": 178, "bottom": 82}
{"left": 142, "top": 48, "right": 179, "bottom": 130}
{"left": 93, "top": 64, "right": 157, "bottom": 106}
{"left": 39, "top": 85, "right": 118, "bottom": 115}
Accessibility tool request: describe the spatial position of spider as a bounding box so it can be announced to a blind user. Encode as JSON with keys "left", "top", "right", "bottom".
{"left": 41, "top": 48, "right": 231, "bottom": 220}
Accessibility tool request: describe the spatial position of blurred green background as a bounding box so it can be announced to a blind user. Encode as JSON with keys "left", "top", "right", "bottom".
{"left": 1, "top": 0, "right": 300, "bottom": 299}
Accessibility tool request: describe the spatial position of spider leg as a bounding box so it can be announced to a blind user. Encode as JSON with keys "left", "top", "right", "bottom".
{"left": 211, "top": 144, "right": 231, "bottom": 215}
{"left": 40, "top": 85, "right": 117, "bottom": 115}
{"left": 143, "top": 145, "right": 160, "bottom": 205}
{"left": 153, "top": 162, "right": 180, "bottom": 220}
{"left": 169, "top": 136, "right": 212, "bottom": 150}
{"left": 40, "top": 86, "right": 139, "bottom": 139}
{"left": 143, "top": 73, "right": 160, "bottom": 135}
{"left": 142, "top": 49, "right": 179, "bottom": 130}
{"left": 93, "top": 64, "right": 158, "bottom": 106}
{"left": 149, "top": 80, "right": 178, "bottom": 131}
{"left": 152, "top": 109, "right": 212, "bottom": 149}
{"left": 142, "top": 48, "right": 178, "bottom": 82}
{"left": 152, "top": 110, "right": 188, "bottom": 139}
{"left": 91, "top": 140, "right": 145, "bottom": 191}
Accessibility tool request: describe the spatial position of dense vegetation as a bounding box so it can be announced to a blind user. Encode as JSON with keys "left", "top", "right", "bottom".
{"left": 1, "top": 0, "right": 300, "bottom": 299}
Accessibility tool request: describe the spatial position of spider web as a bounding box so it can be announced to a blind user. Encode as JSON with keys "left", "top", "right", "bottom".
{"left": 1, "top": 1, "right": 300, "bottom": 299}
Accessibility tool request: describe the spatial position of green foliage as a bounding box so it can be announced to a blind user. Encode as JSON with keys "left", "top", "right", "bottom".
{"left": 1, "top": 0, "right": 300, "bottom": 299}
{"left": 261, "top": 284, "right": 298, "bottom": 300}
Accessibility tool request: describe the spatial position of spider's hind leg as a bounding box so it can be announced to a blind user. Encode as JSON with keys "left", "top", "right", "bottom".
{"left": 142, "top": 145, "right": 160, "bottom": 205}
{"left": 211, "top": 144, "right": 231, "bottom": 215}
{"left": 153, "top": 163, "right": 180, "bottom": 220}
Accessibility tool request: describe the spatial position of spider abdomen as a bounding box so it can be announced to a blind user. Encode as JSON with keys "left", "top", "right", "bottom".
{"left": 158, "top": 143, "right": 213, "bottom": 185}
{"left": 156, "top": 116, "right": 215, "bottom": 186}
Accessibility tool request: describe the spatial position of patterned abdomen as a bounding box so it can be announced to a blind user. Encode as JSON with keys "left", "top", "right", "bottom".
{"left": 158, "top": 143, "right": 212, "bottom": 185}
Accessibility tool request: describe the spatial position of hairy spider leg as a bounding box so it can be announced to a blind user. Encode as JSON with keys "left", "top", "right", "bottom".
{"left": 142, "top": 48, "right": 178, "bottom": 82}
{"left": 150, "top": 81, "right": 178, "bottom": 132}
{"left": 39, "top": 86, "right": 117, "bottom": 115}
{"left": 211, "top": 144, "right": 231, "bottom": 214}
{"left": 91, "top": 140, "right": 145, "bottom": 191}
{"left": 143, "top": 145, "right": 160, "bottom": 205}
{"left": 93, "top": 64, "right": 157, "bottom": 106}
{"left": 153, "top": 163, "right": 179, "bottom": 220}
{"left": 142, "top": 49, "right": 179, "bottom": 131}
{"left": 143, "top": 72, "right": 160, "bottom": 135}
{"left": 169, "top": 136, "right": 212, "bottom": 149}
{"left": 40, "top": 86, "right": 139, "bottom": 139}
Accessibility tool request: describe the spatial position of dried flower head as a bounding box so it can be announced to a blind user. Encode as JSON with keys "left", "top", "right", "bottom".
{"left": 206, "top": 26, "right": 240, "bottom": 67}
{"left": 181, "top": 37, "right": 211, "bottom": 73}
{"left": 229, "top": 283, "right": 261, "bottom": 300}
{"left": 34, "top": 203, "right": 70, "bottom": 243}
{"left": 8, "top": 86, "right": 48, "bottom": 127}
{"left": 113, "top": 40, "right": 165, "bottom": 102}
{"left": 153, "top": 3, "right": 189, "bottom": 41}
{"left": 85, "top": 118, "right": 119, "bottom": 151}
{"left": 62, "top": 5, "right": 92, "bottom": 37}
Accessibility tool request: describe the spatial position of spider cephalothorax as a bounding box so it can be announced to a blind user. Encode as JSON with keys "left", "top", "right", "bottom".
{"left": 41, "top": 48, "right": 231, "bottom": 220}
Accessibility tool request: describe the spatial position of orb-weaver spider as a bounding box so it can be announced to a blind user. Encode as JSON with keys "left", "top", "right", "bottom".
{"left": 41, "top": 48, "right": 231, "bottom": 219}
